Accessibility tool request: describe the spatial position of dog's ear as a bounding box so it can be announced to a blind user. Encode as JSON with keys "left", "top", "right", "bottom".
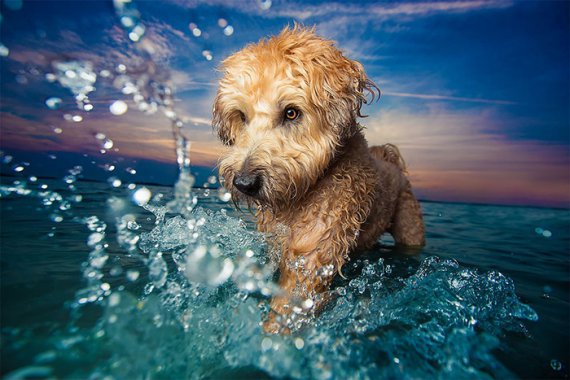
{"left": 323, "top": 55, "right": 380, "bottom": 123}
{"left": 212, "top": 91, "right": 235, "bottom": 146}
{"left": 348, "top": 59, "right": 380, "bottom": 118}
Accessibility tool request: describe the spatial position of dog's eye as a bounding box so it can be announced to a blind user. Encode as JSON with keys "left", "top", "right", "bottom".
{"left": 284, "top": 107, "right": 300, "bottom": 121}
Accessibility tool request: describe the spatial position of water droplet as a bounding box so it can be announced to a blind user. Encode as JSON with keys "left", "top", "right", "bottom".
{"left": 127, "top": 220, "right": 140, "bottom": 230}
{"left": 132, "top": 187, "right": 151, "bottom": 206}
{"left": 88, "top": 232, "right": 104, "bottom": 246}
{"left": 542, "top": 230, "right": 552, "bottom": 238}
{"left": 109, "top": 100, "right": 128, "bottom": 115}
{"left": 29, "top": 176, "right": 37, "bottom": 182}
{"left": 126, "top": 270, "right": 140, "bottom": 282}
{"left": 116, "top": 64, "right": 127, "bottom": 74}
{"left": 52, "top": 126, "right": 63, "bottom": 134}
{"left": 223, "top": 25, "right": 234, "bottom": 36}
{"left": 83, "top": 103, "right": 94, "bottom": 111}
{"left": 45, "top": 97, "right": 62, "bottom": 109}
{"left": 109, "top": 293, "right": 121, "bottom": 307}
{"left": 261, "top": 337, "right": 272, "bottom": 351}
{"left": 294, "top": 338, "right": 305, "bottom": 350}
{"left": 0, "top": 43, "right": 9, "bottom": 57}
{"left": 257, "top": 0, "right": 272, "bottom": 10}
{"left": 108, "top": 177, "right": 122, "bottom": 188}
{"left": 218, "top": 189, "right": 231, "bottom": 202}
{"left": 202, "top": 50, "right": 213, "bottom": 61}
{"left": 72, "top": 115, "right": 83, "bottom": 122}
{"left": 217, "top": 18, "right": 228, "bottom": 28}
{"left": 13, "top": 165, "right": 24, "bottom": 172}
{"left": 103, "top": 138, "right": 114, "bottom": 149}
{"left": 50, "top": 214, "right": 63, "bottom": 223}
{"left": 550, "top": 359, "right": 563, "bottom": 371}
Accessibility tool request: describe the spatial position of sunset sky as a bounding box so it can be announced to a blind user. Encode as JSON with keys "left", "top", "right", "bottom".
{"left": 0, "top": 0, "right": 568, "bottom": 208}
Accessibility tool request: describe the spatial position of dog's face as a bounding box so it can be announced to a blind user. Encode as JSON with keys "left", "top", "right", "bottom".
{"left": 213, "top": 26, "right": 376, "bottom": 209}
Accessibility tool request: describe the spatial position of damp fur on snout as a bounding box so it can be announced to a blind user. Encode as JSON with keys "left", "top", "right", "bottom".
{"left": 213, "top": 24, "right": 425, "bottom": 334}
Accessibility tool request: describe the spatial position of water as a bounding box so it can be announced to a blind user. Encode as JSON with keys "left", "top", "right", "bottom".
{"left": 1, "top": 177, "right": 568, "bottom": 379}
{"left": 1, "top": 1, "right": 568, "bottom": 378}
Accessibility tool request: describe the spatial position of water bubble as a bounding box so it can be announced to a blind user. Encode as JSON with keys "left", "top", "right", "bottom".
{"left": 52, "top": 126, "right": 63, "bottom": 134}
{"left": 223, "top": 25, "right": 234, "bottom": 36}
{"left": 109, "top": 100, "right": 128, "bottom": 115}
{"left": 45, "top": 97, "right": 62, "bottom": 109}
{"left": 128, "top": 24, "right": 145, "bottom": 42}
{"left": 132, "top": 187, "right": 151, "bottom": 206}
{"left": 0, "top": 43, "right": 9, "bottom": 57}
{"left": 126, "top": 167, "right": 136, "bottom": 175}
{"left": 95, "top": 132, "right": 106, "bottom": 140}
{"left": 13, "top": 165, "right": 24, "bottom": 172}
{"left": 45, "top": 73, "right": 56, "bottom": 82}
{"left": 126, "top": 270, "right": 140, "bottom": 282}
{"left": 103, "top": 164, "right": 115, "bottom": 172}
{"left": 217, "top": 18, "right": 228, "bottom": 28}
{"left": 218, "top": 189, "right": 231, "bottom": 202}
{"left": 103, "top": 138, "right": 114, "bottom": 149}
{"left": 261, "top": 337, "right": 273, "bottom": 351}
{"left": 542, "top": 230, "right": 552, "bottom": 238}
{"left": 50, "top": 214, "right": 63, "bottom": 223}
{"left": 29, "top": 176, "right": 37, "bottom": 182}
{"left": 109, "top": 293, "right": 121, "bottom": 307}
{"left": 127, "top": 220, "right": 140, "bottom": 230}
{"left": 83, "top": 103, "right": 94, "bottom": 111}
{"left": 551, "top": 359, "right": 562, "bottom": 371}
{"left": 116, "top": 64, "right": 127, "bottom": 74}
{"left": 108, "top": 177, "right": 122, "bottom": 188}
{"left": 303, "top": 298, "right": 314, "bottom": 309}
{"left": 202, "top": 50, "right": 213, "bottom": 61}
{"left": 189, "top": 23, "right": 201, "bottom": 37}
{"left": 3, "top": 154, "right": 13, "bottom": 164}
{"left": 207, "top": 175, "right": 217, "bottom": 184}
{"left": 68, "top": 114, "right": 83, "bottom": 122}
{"left": 88, "top": 232, "right": 104, "bottom": 247}
{"left": 294, "top": 338, "right": 305, "bottom": 350}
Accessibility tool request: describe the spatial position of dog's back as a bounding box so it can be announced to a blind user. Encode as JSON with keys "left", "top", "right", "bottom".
{"left": 369, "top": 144, "right": 407, "bottom": 173}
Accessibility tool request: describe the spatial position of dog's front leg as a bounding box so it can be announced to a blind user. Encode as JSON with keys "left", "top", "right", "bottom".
{"left": 263, "top": 234, "right": 342, "bottom": 334}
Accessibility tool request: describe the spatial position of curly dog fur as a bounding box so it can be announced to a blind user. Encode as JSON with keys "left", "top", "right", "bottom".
{"left": 213, "top": 25, "right": 425, "bottom": 333}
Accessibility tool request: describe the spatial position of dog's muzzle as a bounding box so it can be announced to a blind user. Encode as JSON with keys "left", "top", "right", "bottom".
{"left": 233, "top": 172, "right": 262, "bottom": 197}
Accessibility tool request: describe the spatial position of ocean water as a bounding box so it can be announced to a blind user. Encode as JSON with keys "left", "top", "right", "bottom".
{"left": 1, "top": 176, "right": 568, "bottom": 379}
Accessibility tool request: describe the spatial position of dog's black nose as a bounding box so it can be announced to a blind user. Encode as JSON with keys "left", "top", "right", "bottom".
{"left": 233, "top": 173, "right": 262, "bottom": 197}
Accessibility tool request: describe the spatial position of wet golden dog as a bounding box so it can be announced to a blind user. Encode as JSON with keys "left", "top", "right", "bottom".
{"left": 213, "top": 26, "right": 425, "bottom": 333}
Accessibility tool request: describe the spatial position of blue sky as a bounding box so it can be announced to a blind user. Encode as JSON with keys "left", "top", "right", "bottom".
{"left": 0, "top": 0, "right": 568, "bottom": 208}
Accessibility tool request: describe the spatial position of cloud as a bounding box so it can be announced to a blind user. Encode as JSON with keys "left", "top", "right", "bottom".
{"left": 382, "top": 91, "right": 517, "bottom": 105}
{"left": 363, "top": 104, "right": 569, "bottom": 207}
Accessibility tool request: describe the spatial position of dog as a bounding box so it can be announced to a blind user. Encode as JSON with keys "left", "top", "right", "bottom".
{"left": 212, "top": 25, "right": 425, "bottom": 333}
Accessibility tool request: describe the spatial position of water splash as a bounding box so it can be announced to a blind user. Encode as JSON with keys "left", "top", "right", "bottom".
{"left": 0, "top": 1, "right": 544, "bottom": 378}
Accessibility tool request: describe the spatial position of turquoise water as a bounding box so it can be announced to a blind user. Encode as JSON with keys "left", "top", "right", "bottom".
{"left": 1, "top": 177, "right": 568, "bottom": 379}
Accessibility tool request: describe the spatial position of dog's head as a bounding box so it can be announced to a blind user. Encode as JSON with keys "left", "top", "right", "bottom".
{"left": 213, "top": 25, "right": 378, "bottom": 209}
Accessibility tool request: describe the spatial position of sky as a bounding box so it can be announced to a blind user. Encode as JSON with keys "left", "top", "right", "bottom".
{"left": 0, "top": 0, "right": 568, "bottom": 208}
